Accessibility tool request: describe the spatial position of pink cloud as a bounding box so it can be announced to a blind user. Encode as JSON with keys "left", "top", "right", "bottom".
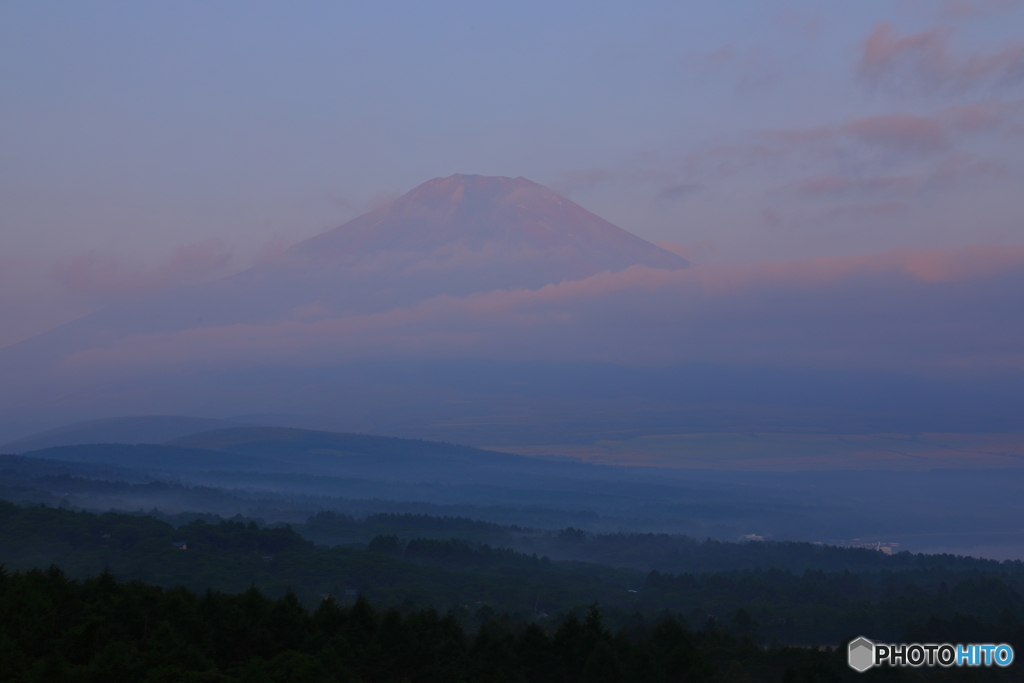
{"left": 843, "top": 114, "right": 948, "bottom": 151}
{"left": 790, "top": 151, "right": 1001, "bottom": 201}
{"left": 942, "top": 99, "right": 1023, "bottom": 131}
{"left": 691, "top": 111, "right": 953, "bottom": 181}
{"left": 51, "top": 240, "right": 232, "bottom": 298}
{"left": 551, "top": 100, "right": 1018, "bottom": 246}
{"left": 53, "top": 243, "right": 1024, "bottom": 378}
{"left": 940, "top": 0, "right": 1024, "bottom": 17}
{"left": 928, "top": 152, "right": 1006, "bottom": 185}
{"left": 667, "top": 245, "right": 1024, "bottom": 293}
{"left": 859, "top": 22, "right": 1024, "bottom": 93}
{"left": 860, "top": 23, "right": 949, "bottom": 87}
{"left": 691, "top": 102, "right": 1021, "bottom": 183}
{"left": 891, "top": 244, "right": 1024, "bottom": 281}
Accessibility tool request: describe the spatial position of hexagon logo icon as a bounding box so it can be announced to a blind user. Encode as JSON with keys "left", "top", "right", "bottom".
{"left": 848, "top": 637, "right": 875, "bottom": 672}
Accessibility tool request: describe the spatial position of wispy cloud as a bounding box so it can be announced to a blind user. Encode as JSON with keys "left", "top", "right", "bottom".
{"left": 51, "top": 240, "right": 233, "bottom": 298}
{"left": 789, "top": 151, "right": 1003, "bottom": 200}
{"left": 54, "top": 244, "right": 1024, "bottom": 378}
{"left": 859, "top": 22, "right": 1024, "bottom": 94}
{"left": 654, "top": 241, "right": 719, "bottom": 262}
{"left": 551, "top": 92, "right": 1021, "bottom": 251}
{"left": 843, "top": 113, "right": 948, "bottom": 152}
{"left": 939, "top": 0, "right": 1024, "bottom": 19}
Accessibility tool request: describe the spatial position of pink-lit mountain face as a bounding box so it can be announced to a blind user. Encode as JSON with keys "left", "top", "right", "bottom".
{"left": 3, "top": 175, "right": 1024, "bottom": 442}
{"left": 0, "top": 175, "right": 687, "bottom": 370}
{"left": 291, "top": 174, "right": 686, "bottom": 282}
{"left": 245, "top": 174, "right": 688, "bottom": 314}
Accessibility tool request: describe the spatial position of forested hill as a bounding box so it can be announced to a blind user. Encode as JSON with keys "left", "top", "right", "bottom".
{"left": 4, "top": 501, "right": 1024, "bottom": 647}
{"left": 3, "top": 552, "right": 1024, "bottom": 681}
{"left": 0, "top": 568, "right": 857, "bottom": 683}
{"left": 300, "top": 510, "right": 1024, "bottom": 575}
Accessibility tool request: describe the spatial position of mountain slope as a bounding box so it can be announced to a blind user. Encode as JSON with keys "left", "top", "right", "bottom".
{"left": 0, "top": 174, "right": 686, "bottom": 358}
{"left": 0, "top": 174, "right": 688, "bottom": 434}
{"left": 1, "top": 415, "right": 238, "bottom": 453}
{"left": 215, "top": 173, "right": 688, "bottom": 317}
{"left": 284, "top": 174, "right": 686, "bottom": 290}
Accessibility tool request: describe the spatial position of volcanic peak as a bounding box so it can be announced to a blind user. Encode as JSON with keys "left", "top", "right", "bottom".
{"left": 290, "top": 174, "right": 689, "bottom": 277}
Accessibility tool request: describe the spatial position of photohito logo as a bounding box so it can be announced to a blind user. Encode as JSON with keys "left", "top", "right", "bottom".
{"left": 848, "top": 637, "right": 875, "bottom": 672}
{"left": 848, "top": 637, "right": 1014, "bottom": 671}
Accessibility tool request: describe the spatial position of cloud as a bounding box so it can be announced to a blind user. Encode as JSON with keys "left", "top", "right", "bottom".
{"left": 940, "top": 0, "right": 1024, "bottom": 18}
{"left": 654, "top": 241, "right": 719, "bottom": 262}
{"left": 693, "top": 244, "right": 1024, "bottom": 287}
{"left": 688, "top": 112, "right": 950, "bottom": 180}
{"left": 51, "top": 240, "right": 233, "bottom": 298}
{"left": 928, "top": 151, "right": 1007, "bottom": 185}
{"left": 681, "top": 103, "right": 1019, "bottom": 223}
{"left": 542, "top": 95, "right": 1020, "bottom": 270}
{"left": 52, "top": 244, "right": 1024, "bottom": 378}
{"left": 943, "top": 99, "right": 1024, "bottom": 131}
{"left": 552, "top": 97, "right": 1020, "bottom": 228}
{"left": 858, "top": 22, "right": 1024, "bottom": 93}
{"left": 790, "top": 151, "right": 1003, "bottom": 201}
{"left": 843, "top": 114, "right": 948, "bottom": 152}
{"left": 610, "top": 98, "right": 1022, "bottom": 193}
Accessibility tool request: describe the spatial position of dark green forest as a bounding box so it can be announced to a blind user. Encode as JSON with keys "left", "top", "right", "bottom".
{"left": 3, "top": 563, "right": 1023, "bottom": 682}
{"left": 4, "top": 499, "right": 1024, "bottom": 676}
{"left": 301, "top": 510, "right": 1024, "bottom": 575}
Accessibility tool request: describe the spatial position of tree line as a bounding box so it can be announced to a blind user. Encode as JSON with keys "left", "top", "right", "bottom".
{"left": 3, "top": 565, "right": 1005, "bottom": 682}
{"left": 4, "top": 500, "right": 1024, "bottom": 650}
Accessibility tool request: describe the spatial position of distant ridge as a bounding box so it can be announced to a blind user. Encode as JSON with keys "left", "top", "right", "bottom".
{"left": 1, "top": 415, "right": 238, "bottom": 454}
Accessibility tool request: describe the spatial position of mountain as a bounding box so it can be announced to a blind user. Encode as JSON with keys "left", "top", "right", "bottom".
{"left": 0, "top": 174, "right": 691, "bottom": 439}
{"left": 0, "top": 174, "right": 687, "bottom": 363}
{"left": 183, "top": 173, "right": 687, "bottom": 321}
{"left": 0, "top": 415, "right": 239, "bottom": 454}
{"left": 277, "top": 174, "right": 688, "bottom": 305}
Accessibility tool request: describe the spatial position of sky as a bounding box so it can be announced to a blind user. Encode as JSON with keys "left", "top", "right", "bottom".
{"left": 2, "top": 0, "right": 1024, "bottom": 352}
